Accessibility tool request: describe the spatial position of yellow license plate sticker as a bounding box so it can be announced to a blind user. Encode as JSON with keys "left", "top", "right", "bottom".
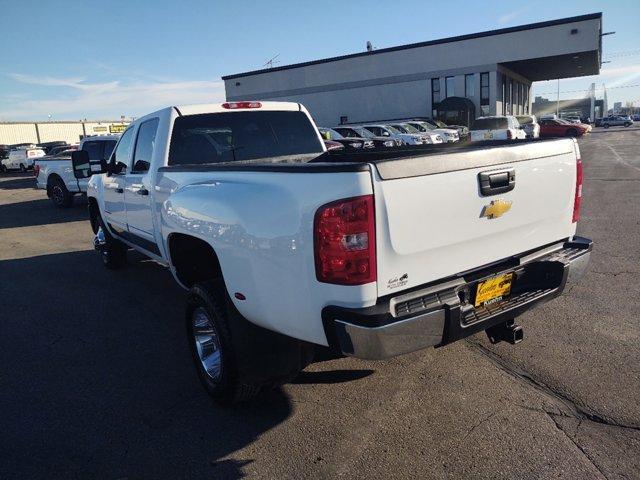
{"left": 475, "top": 273, "right": 513, "bottom": 307}
{"left": 483, "top": 132, "right": 493, "bottom": 139}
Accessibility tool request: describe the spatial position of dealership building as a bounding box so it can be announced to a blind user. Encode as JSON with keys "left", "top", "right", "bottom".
{"left": 223, "top": 13, "right": 603, "bottom": 127}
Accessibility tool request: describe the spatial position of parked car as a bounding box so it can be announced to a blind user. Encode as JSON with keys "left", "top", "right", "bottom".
{"left": 601, "top": 115, "right": 634, "bottom": 128}
{"left": 318, "top": 128, "right": 374, "bottom": 150}
{"left": 470, "top": 116, "right": 526, "bottom": 142}
{"left": 1, "top": 146, "right": 46, "bottom": 172}
{"left": 37, "top": 141, "right": 69, "bottom": 155}
{"left": 73, "top": 100, "right": 591, "bottom": 405}
{"left": 388, "top": 123, "right": 444, "bottom": 144}
{"left": 539, "top": 118, "right": 589, "bottom": 138}
{"left": 515, "top": 115, "right": 540, "bottom": 139}
{"left": 361, "top": 124, "right": 425, "bottom": 145}
{"left": 632, "top": 114, "right": 640, "bottom": 122}
{"left": 34, "top": 135, "right": 118, "bottom": 207}
{"left": 403, "top": 120, "right": 459, "bottom": 143}
{"left": 332, "top": 126, "right": 402, "bottom": 148}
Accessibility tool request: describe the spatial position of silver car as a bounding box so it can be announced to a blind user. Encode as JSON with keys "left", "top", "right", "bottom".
{"left": 602, "top": 115, "right": 634, "bottom": 128}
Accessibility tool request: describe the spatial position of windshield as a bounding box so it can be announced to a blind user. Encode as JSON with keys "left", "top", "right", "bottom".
{"left": 516, "top": 116, "right": 533, "bottom": 125}
{"left": 168, "top": 111, "right": 323, "bottom": 165}
{"left": 353, "top": 127, "right": 374, "bottom": 138}
{"left": 473, "top": 118, "right": 509, "bottom": 130}
{"left": 400, "top": 123, "right": 420, "bottom": 133}
{"left": 386, "top": 126, "right": 403, "bottom": 135}
{"left": 390, "top": 124, "right": 409, "bottom": 133}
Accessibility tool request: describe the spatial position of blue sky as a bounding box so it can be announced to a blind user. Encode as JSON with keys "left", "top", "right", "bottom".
{"left": 1, "top": 0, "right": 638, "bottom": 120}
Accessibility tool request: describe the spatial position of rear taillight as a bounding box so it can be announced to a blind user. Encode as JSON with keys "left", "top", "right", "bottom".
{"left": 33, "top": 164, "right": 40, "bottom": 177}
{"left": 507, "top": 130, "right": 513, "bottom": 140}
{"left": 221, "top": 101, "right": 261, "bottom": 109}
{"left": 572, "top": 157, "right": 583, "bottom": 223}
{"left": 314, "top": 195, "right": 376, "bottom": 285}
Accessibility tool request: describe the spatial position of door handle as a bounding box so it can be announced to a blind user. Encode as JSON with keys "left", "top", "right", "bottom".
{"left": 136, "top": 188, "right": 149, "bottom": 196}
{"left": 478, "top": 168, "right": 515, "bottom": 196}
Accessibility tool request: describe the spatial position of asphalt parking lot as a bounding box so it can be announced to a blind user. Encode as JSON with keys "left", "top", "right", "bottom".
{"left": 1, "top": 127, "right": 639, "bottom": 480}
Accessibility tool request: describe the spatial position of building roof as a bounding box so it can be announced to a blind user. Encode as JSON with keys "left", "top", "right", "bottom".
{"left": 222, "top": 13, "right": 602, "bottom": 80}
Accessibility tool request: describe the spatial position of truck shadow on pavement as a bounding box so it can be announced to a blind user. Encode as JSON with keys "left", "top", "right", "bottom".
{"left": 0, "top": 198, "right": 88, "bottom": 229}
{"left": 0, "top": 249, "right": 292, "bottom": 480}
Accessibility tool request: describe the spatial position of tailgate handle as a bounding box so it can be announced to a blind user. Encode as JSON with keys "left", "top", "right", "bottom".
{"left": 479, "top": 169, "right": 515, "bottom": 196}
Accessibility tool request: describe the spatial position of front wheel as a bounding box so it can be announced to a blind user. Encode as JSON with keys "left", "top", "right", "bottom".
{"left": 96, "top": 216, "right": 127, "bottom": 269}
{"left": 0, "top": 164, "right": 6, "bottom": 173}
{"left": 625, "top": 122, "right": 632, "bottom": 127}
{"left": 604, "top": 124, "right": 610, "bottom": 129}
{"left": 567, "top": 128, "right": 578, "bottom": 137}
{"left": 19, "top": 164, "right": 26, "bottom": 173}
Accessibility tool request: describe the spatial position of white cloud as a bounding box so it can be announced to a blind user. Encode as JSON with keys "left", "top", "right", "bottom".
{"left": 1, "top": 74, "right": 226, "bottom": 120}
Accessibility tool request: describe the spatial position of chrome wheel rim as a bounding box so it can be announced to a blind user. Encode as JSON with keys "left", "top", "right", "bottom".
{"left": 192, "top": 307, "right": 223, "bottom": 383}
{"left": 51, "top": 185, "right": 64, "bottom": 204}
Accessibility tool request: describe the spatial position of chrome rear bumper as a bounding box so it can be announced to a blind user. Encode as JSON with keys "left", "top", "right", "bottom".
{"left": 324, "top": 237, "right": 592, "bottom": 360}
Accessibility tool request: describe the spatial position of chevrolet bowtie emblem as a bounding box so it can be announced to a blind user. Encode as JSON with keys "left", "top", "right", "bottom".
{"left": 482, "top": 199, "right": 512, "bottom": 219}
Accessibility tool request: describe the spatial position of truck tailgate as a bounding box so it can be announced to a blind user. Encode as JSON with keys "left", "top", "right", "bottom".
{"left": 373, "top": 139, "right": 579, "bottom": 296}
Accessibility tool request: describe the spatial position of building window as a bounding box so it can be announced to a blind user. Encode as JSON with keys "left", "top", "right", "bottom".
{"left": 445, "top": 76, "right": 455, "bottom": 98}
{"left": 480, "top": 72, "right": 490, "bottom": 116}
{"left": 465, "top": 74, "right": 475, "bottom": 99}
{"left": 431, "top": 78, "right": 441, "bottom": 117}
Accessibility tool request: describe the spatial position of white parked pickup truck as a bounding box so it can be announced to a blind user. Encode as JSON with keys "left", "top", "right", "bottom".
{"left": 35, "top": 135, "right": 118, "bottom": 207}
{"left": 72, "top": 101, "right": 592, "bottom": 404}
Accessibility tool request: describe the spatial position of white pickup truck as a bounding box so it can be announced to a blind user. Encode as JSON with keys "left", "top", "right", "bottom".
{"left": 72, "top": 101, "right": 592, "bottom": 404}
{"left": 35, "top": 135, "right": 118, "bottom": 207}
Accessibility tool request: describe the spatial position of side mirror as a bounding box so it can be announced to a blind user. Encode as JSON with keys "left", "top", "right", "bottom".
{"left": 71, "top": 150, "right": 92, "bottom": 179}
{"left": 133, "top": 159, "right": 150, "bottom": 172}
{"left": 110, "top": 161, "right": 127, "bottom": 175}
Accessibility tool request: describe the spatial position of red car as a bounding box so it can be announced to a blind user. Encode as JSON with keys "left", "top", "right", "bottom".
{"left": 323, "top": 139, "right": 344, "bottom": 151}
{"left": 539, "top": 118, "right": 589, "bottom": 138}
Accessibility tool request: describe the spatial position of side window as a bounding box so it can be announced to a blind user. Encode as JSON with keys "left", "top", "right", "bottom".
{"left": 132, "top": 118, "right": 159, "bottom": 173}
{"left": 83, "top": 141, "right": 102, "bottom": 160}
{"left": 111, "top": 127, "right": 135, "bottom": 166}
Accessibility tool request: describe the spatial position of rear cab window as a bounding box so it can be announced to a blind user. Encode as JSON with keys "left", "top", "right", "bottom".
{"left": 168, "top": 111, "right": 323, "bottom": 166}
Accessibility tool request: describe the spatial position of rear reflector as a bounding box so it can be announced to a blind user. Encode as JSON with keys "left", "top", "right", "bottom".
{"left": 314, "top": 195, "right": 376, "bottom": 285}
{"left": 572, "top": 158, "right": 583, "bottom": 223}
{"left": 221, "top": 101, "right": 262, "bottom": 109}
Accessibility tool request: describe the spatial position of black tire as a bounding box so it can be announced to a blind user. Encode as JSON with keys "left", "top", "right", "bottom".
{"left": 0, "top": 164, "right": 6, "bottom": 173}
{"left": 19, "top": 164, "right": 26, "bottom": 173}
{"left": 625, "top": 122, "right": 631, "bottom": 127}
{"left": 604, "top": 124, "right": 610, "bottom": 129}
{"left": 48, "top": 176, "right": 74, "bottom": 208}
{"left": 186, "top": 279, "right": 313, "bottom": 405}
{"left": 97, "top": 215, "right": 127, "bottom": 269}
{"left": 567, "top": 128, "right": 578, "bottom": 137}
